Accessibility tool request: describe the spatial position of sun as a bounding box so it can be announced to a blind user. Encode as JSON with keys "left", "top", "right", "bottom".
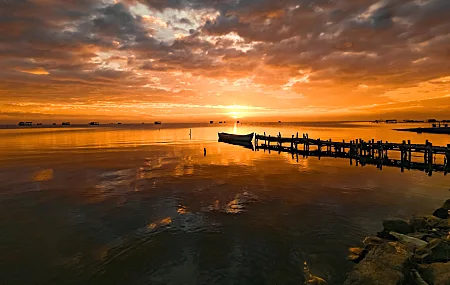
{"left": 228, "top": 111, "right": 241, "bottom": 119}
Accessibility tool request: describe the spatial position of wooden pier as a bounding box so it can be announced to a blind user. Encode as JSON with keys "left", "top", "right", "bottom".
{"left": 255, "top": 133, "right": 450, "bottom": 176}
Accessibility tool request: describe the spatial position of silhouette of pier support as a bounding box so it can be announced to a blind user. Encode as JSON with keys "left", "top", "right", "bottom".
{"left": 254, "top": 133, "right": 450, "bottom": 176}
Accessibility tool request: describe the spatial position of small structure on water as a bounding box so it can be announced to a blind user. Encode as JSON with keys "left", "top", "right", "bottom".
{"left": 62, "top": 122, "right": 70, "bottom": 126}
{"left": 385, "top": 119, "right": 397, "bottom": 123}
{"left": 18, "top": 122, "right": 32, "bottom": 126}
{"left": 154, "top": 121, "right": 162, "bottom": 125}
{"left": 395, "top": 122, "right": 450, "bottom": 134}
{"left": 210, "top": 121, "right": 214, "bottom": 124}
{"left": 89, "top": 122, "right": 99, "bottom": 125}
{"left": 403, "top": 119, "right": 424, "bottom": 123}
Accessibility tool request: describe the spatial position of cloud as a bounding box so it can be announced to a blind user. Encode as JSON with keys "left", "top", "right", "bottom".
{"left": 0, "top": 0, "right": 449, "bottom": 122}
{"left": 15, "top": 67, "right": 50, "bottom": 75}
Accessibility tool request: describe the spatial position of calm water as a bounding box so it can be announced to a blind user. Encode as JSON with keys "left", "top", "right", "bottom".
{"left": 0, "top": 122, "right": 449, "bottom": 285}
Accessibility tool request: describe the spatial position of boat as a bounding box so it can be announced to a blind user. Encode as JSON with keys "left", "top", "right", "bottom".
{"left": 218, "top": 132, "right": 254, "bottom": 143}
{"left": 154, "top": 121, "right": 162, "bottom": 125}
{"left": 18, "top": 122, "right": 32, "bottom": 126}
{"left": 210, "top": 121, "right": 214, "bottom": 124}
{"left": 62, "top": 122, "right": 70, "bottom": 126}
{"left": 36, "top": 123, "right": 42, "bottom": 126}
{"left": 89, "top": 122, "right": 99, "bottom": 125}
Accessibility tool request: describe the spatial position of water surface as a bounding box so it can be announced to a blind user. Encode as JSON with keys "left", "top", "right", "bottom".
{"left": 0, "top": 122, "right": 449, "bottom": 285}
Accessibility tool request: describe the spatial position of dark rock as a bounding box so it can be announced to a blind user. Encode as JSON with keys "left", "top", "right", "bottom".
{"left": 415, "top": 238, "right": 450, "bottom": 263}
{"left": 433, "top": 208, "right": 450, "bottom": 219}
{"left": 377, "top": 231, "right": 396, "bottom": 240}
{"left": 410, "top": 216, "right": 450, "bottom": 232}
{"left": 410, "top": 269, "right": 430, "bottom": 285}
{"left": 442, "top": 199, "right": 450, "bottom": 210}
{"left": 344, "top": 242, "right": 412, "bottom": 285}
{"left": 383, "top": 219, "right": 413, "bottom": 234}
{"left": 419, "top": 262, "right": 450, "bottom": 285}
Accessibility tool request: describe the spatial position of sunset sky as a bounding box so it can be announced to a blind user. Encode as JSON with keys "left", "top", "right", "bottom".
{"left": 1, "top": 0, "right": 449, "bottom": 123}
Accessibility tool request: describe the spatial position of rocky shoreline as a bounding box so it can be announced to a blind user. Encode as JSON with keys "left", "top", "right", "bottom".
{"left": 344, "top": 199, "right": 450, "bottom": 285}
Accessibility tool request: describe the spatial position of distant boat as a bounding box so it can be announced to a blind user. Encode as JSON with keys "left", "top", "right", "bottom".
{"left": 36, "top": 123, "right": 42, "bottom": 126}
{"left": 218, "top": 132, "right": 254, "bottom": 143}
{"left": 386, "top": 119, "right": 397, "bottom": 124}
{"left": 62, "top": 122, "right": 70, "bottom": 126}
{"left": 154, "top": 121, "right": 162, "bottom": 125}
{"left": 89, "top": 122, "right": 99, "bottom": 125}
{"left": 118, "top": 123, "right": 122, "bottom": 125}
{"left": 219, "top": 121, "right": 223, "bottom": 124}
{"left": 236, "top": 121, "right": 240, "bottom": 124}
{"left": 278, "top": 120, "right": 281, "bottom": 123}
{"left": 18, "top": 122, "right": 32, "bottom": 126}
{"left": 210, "top": 121, "right": 214, "bottom": 124}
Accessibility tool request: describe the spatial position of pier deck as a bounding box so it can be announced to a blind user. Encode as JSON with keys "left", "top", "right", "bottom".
{"left": 254, "top": 133, "right": 450, "bottom": 175}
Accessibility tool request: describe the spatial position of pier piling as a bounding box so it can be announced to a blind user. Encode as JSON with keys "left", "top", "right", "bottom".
{"left": 254, "top": 133, "right": 449, "bottom": 175}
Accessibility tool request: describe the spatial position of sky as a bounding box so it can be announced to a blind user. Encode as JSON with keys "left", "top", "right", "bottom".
{"left": 0, "top": 0, "right": 449, "bottom": 123}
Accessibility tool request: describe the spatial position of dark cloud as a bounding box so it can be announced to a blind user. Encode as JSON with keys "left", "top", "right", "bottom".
{"left": 0, "top": 0, "right": 449, "bottom": 121}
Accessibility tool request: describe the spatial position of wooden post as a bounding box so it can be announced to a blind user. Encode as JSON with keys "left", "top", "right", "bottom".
{"left": 291, "top": 135, "right": 294, "bottom": 151}
{"left": 445, "top": 144, "right": 450, "bottom": 175}
{"left": 428, "top": 142, "right": 433, "bottom": 172}
{"left": 318, "top": 139, "right": 322, "bottom": 156}
{"left": 371, "top": 139, "right": 375, "bottom": 158}
{"left": 424, "top": 140, "right": 429, "bottom": 164}
{"left": 407, "top": 140, "right": 411, "bottom": 168}
{"left": 349, "top": 140, "right": 353, "bottom": 165}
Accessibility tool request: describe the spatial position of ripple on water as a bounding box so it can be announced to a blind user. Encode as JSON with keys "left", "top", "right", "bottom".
{"left": 204, "top": 191, "right": 259, "bottom": 214}
{"left": 86, "top": 206, "right": 220, "bottom": 279}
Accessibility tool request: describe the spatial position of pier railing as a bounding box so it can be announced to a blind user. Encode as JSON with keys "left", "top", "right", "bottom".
{"left": 255, "top": 132, "right": 450, "bottom": 176}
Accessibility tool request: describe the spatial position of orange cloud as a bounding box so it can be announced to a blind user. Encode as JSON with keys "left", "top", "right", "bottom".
{"left": 15, "top": 67, "right": 49, "bottom": 75}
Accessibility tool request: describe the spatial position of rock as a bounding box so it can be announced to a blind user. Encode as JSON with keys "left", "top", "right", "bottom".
{"left": 433, "top": 208, "right": 450, "bottom": 219}
{"left": 442, "top": 199, "right": 450, "bottom": 210}
{"left": 363, "top": 236, "right": 385, "bottom": 249}
{"left": 407, "top": 232, "right": 431, "bottom": 241}
{"left": 415, "top": 238, "right": 450, "bottom": 263}
{"left": 410, "top": 269, "right": 430, "bottom": 285}
{"left": 348, "top": 247, "right": 365, "bottom": 263}
{"left": 377, "top": 231, "right": 396, "bottom": 240}
{"left": 303, "top": 262, "right": 327, "bottom": 285}
{"left": 410, "top": 216, "right": 450, "bottom": 232}
{"left": 419, "top": 262, "right": 450, "bottom": 285}
{"left": 383, "top": 219, "right": 413, "bottom": 234}
{"left": 344, "top": 242, "right": 412, "bottom": 285}
{"left": 389, "top": 232, "right": 428, "bottom": 248}
{"left": 305, "top": 276, "right": 327, "bottom": 285}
